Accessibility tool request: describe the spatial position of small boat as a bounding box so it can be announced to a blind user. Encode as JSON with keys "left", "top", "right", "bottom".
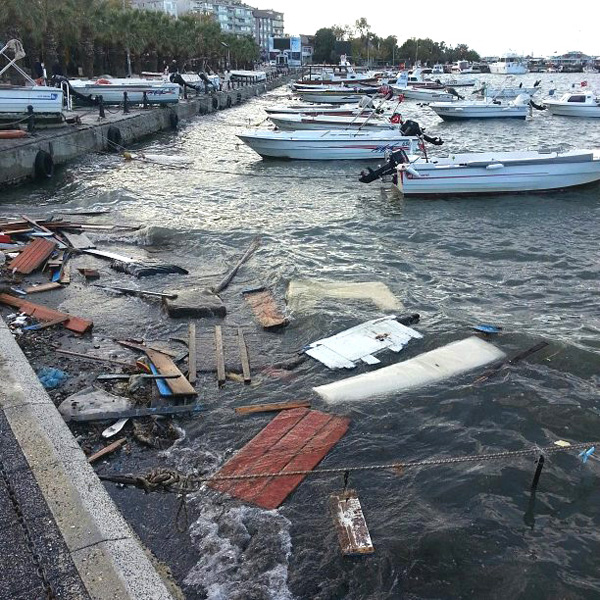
{"left": 230, "top": 70, "right": 267, "bottom": 82}
{"left": 544, "top": 92, "right": 600, "bottom": 118}
{"left": 265, "top": 101, "right": 375, "bottom": 116}
{"left": 0, "top": 39, "right": 63, "bottom": 115}
{"left": 294, "top": 87, "right": 379, "bottom": 104}
{"left": 478, "top": 81, "right": 541, "bottom": 99}
{"left": 391, "top": 86, "right": 456, "bottom": 102}
{"left": 237, "top": 128, "right": 422, "bottom": 160}
{"left": 69, "top": 77, "right": 180, "bottom": 105}
{"left": 439, "top": 77, "right": 477, "bottom": 88}
{"left": 359, "top": 148, "right": 600, "bottom": 195}
{"left": 268, "top": 112, "right": 401, "bottom": 131}
{"left": 489, "top": 53, "right": 529, "bottom": 74}
{"left": 429, "top": 94, "right": 531, "bottom": 120}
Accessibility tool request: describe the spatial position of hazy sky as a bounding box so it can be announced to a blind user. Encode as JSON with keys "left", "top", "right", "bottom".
{"left": 263, "top": 0, "right": 598, "bottom": 57}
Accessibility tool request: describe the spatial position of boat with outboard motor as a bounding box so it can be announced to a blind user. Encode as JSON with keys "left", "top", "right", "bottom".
{"left": 265, "top": 97, "right": 378, "bottom": 116}
{"left": 0, "top": 39, "right": 63, "bottom": 115}
{"left": 544, "top": 92, "right": 600, "bottom": 117}
{"left": 294, "top": 86, "right": 380, "bottom": 104}
{"left": 475, "top": 80, "right": 541, "bottom": 99}
{"left": 359, "top": 145, "right": 600, "bottom": 195}
{"left": 237, "top": 120, "right": 442, "bottom": 160}
{"left": 69, "top": 77, "right": 180, "bottom": 105}
{"left": 429, "top": 93, "right": 532, "bottom": 120}
{"left": 268, "top": 111, "right": 404, "bottom": 131}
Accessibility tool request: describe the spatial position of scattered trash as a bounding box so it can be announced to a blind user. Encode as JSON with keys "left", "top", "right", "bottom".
{"left": 235, "top": 401, "right": 311, "bottom": 415}
{"left": 87, "top": 438, "right": 127, "bottom": 464}
{"left": 9, "top": 238, "right": 57, "bottom": 275}
{"left": 330, "top": 489, "right": 374, "bottom": 556}
{"left": 111, "top": 260, "right": 188, "bottom": 278}
{"left": 304, "top": 315, "right": 422, "bottom": 369}
{"left": 24, "top": 282, "right": 63, "bottom": 294}
{"left": 163, "top": 288, "right": 226, "bottom": 318}
{"left": 145, "top": 348, "right": 197, "bottom": 397}
{"left": 286, "top": 280, "right": 402, "bottom": 313}
{"left": 579, "top": 447, "right": 595, "bottom": 464}
{"left": 37, "top": 366, "right": 69, "bottom": 389}
{"left": 473, "top": 324, "right": 503, "bottom": 335}
{"left": 59, "top": 387, "right": 133, "bottom": 421}
{"left": 102, "top": 419, "right": 129, "bottom": 438}
{"left": 94, "top": 284, "right": 178, "bottom": 300}
{"left": 69, "top": 403, "right": 203, "bottom": 422}
{"left": 242, "top": 287, "right": 288, "bottom": 329}
{"left": 78, "top": 268, "right": 100, "bottom": 280}
{"left": 314, "top": 336, "right": 506, "bottom": 403}
{"left": 210, "top": 237, "right": 261, "bottom": 295}
{"left": 554, "top": 440, "right": 572, "bottom": 447}
{"left": 474, "top": 341, "right": 550, "bottom": 384}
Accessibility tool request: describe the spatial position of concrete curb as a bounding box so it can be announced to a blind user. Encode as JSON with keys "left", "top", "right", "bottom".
{"left": 0, "top": 317, "right": 176, "bottom": 600}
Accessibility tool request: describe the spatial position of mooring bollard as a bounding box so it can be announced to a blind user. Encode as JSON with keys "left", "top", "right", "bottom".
{"left": 142, "top": 91, "right": 148, "bottom": 109}
{"left": 123, "top": 91, "right": 130, "bottom": 114}
{"left": 26, "top": 105, "right": 35, "bottom": 132}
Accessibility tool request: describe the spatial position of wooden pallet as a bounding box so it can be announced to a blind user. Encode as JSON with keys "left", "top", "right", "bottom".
{"left": 210, "top": 408, "right": 350, "bottom": 509}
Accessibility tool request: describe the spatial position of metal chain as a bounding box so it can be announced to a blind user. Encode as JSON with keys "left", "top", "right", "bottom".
{"left": 0, "top": 460, "right": 57, "bottom": 600}
{"left": 102, "top": 441, "right": 598, "bottom": 495}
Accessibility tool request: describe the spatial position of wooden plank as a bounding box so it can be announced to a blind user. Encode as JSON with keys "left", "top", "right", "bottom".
{"left": 243, "top": 288, "right": 288, "bottom": 329}
{"left": 9, "top": 238, "right": 57, "bottom": 274}
{"left": 238, "top": 328, "right": 251, "bottom": 384}
{"left": 145, "top": 348, "right": 197, "bottom": 397}
{"left": 23, "top": 316, "right": 69, "bottom": 331}
{"left": 116, "top": 340, "right": 180, "bottom": 358}
{"left": 62, "top": 230, "right": 95, "bottom": 250}
{"left": 71, "top": 403, "right": 203, "bottom": 422}
{"left": 53, "top": 348, "right": 135, "bottom": 367}
{"left": 235, "top": 401, "right": 311, "bottom": 415}
{"left": 59, "top": 261, "right": 71, "bottom": 284}
{"left": 87, "top": 438, "right": 127, "bottom": 464}
{"left": 24, "top": 282, "right": 63, "bottom": 294}
{"left": 252, "top": 416, "right": 350, "bottom": 510}
{"left": 188, "top": 323, "right": 197, "bottom": 384}
{"left": 214, "top": 325, "right": 226, "bottom": 386}
{"left": 210, "top": 408, "right": 310, "bottom": 496}
{"left": 330, "top": 490, "right": 374, "bottom": 556}
{"left": 20, "top": 214, "right": 54, "bottom": 235}
{"left": 0, "top": 294, "right": 92, "bottom": 334}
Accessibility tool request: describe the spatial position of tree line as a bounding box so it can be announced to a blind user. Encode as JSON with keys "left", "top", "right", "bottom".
{"left": 0, "top": 0, "right": 260, "bottom": 78}
{"left": 313, "top": 19, "right": 480, "bottom": 66}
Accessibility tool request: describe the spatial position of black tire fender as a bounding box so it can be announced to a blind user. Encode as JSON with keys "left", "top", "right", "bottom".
{"left": 34, "top": 150, "right": 54, "bottom": 180}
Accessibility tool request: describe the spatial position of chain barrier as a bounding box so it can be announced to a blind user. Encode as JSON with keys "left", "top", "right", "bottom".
{"left": 100, "top": 441, "right": 598, "bottom": 495}
{"left": 0, "top": 460, "right": 57, "bottom": 599}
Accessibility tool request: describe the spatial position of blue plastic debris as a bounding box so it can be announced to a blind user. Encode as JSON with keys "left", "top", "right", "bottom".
{"left": 578, "top": 447, "right": 595, "bottom": 464}
{"left": 473, "top": 324, "right": 503, "bottom": 335}
{"left": 37, "top": 367, "right": 69, "bottom": 390}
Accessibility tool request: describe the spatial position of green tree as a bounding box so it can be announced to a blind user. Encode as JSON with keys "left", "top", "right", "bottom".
{"left": 313, "top": 28, "right": 336, "bottom": 63}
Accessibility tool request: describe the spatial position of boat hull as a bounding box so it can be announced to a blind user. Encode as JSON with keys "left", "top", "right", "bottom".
{"left": 0, "top": 86, "right": 63, "bottom": 114}
{"left": 238, "top": 130, "right": 418, "bottom": 160}
{"left": 70, "top": 82, "right": 180, "bottom": 104}
{"left": 269, "top": 113, "right": 393, "bottom": 131}
{"left": 391, "top": 86, "right": 455, "bottom": 102}
{"left": 429, "top": 103, "right": 528, "bottom": 120}
{"left": 545, "top": 103, "right": 600, "bottom": 118}
{"left": 483, "top": 86, "right": 538, "bottom": 99}
{"left": 488, "top": 64, "right": 528, "bottom": 74}
{"left": 396, "top": 150, "right": 600, "bottom": 195}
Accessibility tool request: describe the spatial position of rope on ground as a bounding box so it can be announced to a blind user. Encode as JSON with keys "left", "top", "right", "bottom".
{"left": 99, "top": 441, "right": 599, "bottom": 495}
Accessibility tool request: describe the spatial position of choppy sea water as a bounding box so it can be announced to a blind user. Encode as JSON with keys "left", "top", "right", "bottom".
{"left": 2, "top": 73, "right": 600, "bottom": 600}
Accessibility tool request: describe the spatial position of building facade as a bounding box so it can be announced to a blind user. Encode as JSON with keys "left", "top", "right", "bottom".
{"left": 132, "top": 0, "right": 179, "bottom": 17}
{"left": 253, "top": 9, "right": 284, "bottom": 54}
{"left": 179, "top": 0, "right": 254, "bottom": 36}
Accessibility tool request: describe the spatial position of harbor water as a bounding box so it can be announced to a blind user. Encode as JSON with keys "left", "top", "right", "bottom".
{"left": 2, "top": 73, "right": 600, "bottom": 599}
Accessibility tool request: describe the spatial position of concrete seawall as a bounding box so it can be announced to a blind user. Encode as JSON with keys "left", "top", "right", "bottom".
{"left": 0, "top": 75, "right": 291, "bottom": 189}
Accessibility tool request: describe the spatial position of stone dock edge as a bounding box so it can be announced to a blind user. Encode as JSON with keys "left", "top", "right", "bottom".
{"left": 0, "top": 73, "right": 295, "bottom": 188}
{"left": 0, "top": 315, "right": 178, "bottom": 599}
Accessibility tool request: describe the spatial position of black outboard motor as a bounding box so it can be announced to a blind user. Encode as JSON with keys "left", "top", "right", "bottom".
{"left": 446, "top": 87, "right": 464, "bottom": 100}
{"left": 51, "top": 74, "right": 99, "bottom": 105}
{"left": 400, "top": 120, "right": 444, "bottom": 146}
{"left": 359, "top": 149, "right": 409, "bottom": 183}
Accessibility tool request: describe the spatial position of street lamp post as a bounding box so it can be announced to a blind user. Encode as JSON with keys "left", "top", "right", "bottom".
{"left": 220, "top": 41, "right": 230, "bottom": 70}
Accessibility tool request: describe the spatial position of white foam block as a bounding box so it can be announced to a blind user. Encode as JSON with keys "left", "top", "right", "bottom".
{"left": 314, "top": 336, "right": 506, "bottom": 403}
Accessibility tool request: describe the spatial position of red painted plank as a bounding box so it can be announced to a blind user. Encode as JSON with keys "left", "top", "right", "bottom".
{"left": 9, "top": 238, "right": 56, "bottom": 274}
{"left": 252, "top": 417, "right": 350, "bottom": 509}
{"left": 210, "top": 407, "right": 309, "bottom": 496}
{"left": 0, "top": 294, "right": 93, "bottom": 334}
{"left": 227, "top": 410, "right": 332, "bottom": 501}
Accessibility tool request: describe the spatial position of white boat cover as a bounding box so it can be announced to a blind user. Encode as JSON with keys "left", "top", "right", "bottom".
{"left": 287, "top": 280, "right": 402, "bottom": 313}
{"left": 314, "top": 336, "right": 506, "bottom": 403}
{"left": 305, "top": 316, "right": 422, "bottom": 369}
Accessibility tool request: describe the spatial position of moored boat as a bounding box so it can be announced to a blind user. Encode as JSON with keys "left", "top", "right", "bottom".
{"left": 294, "top": 87, "right": 379, "bottom": 104}
{"left": 391, "top": 86, "right": 456, "bottom": 102}
{"left": 69, "top": 77, "right": 180, "bottom": 105}
{"left": 359, "top": 148, "right": 600, "bottom": 195}
{"left": 429, "top": 94, "right": 531, "bottom": 120}
{"left": 268, "top": 112, "right": 401, "bottom": 131}
{"left": 544, "top": 92, "right": 600, "bottom": 117}
{"left": 489, "top": 53, "right": 529, "bottom": 74}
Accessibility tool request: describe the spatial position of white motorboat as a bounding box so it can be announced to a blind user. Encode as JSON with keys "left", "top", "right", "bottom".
{"left": 431, "top": 64, "right": 445, "bottom": 75}
{"left": 481, "top": 83, "right": 541, "bottom": 99}
{"left": 70, "top": 77, "right": 180, "bottom": 105}
{"left": 391, "top": 86, "right": 456, "bottom": 102}
{"left": 265, "top": 100, "right": 376, "bottom": 116}
{"left": 359, "top": 148, "right": 600, "bottom": 195}
{"left": 237, "top": 129, "right": 421, "bottom": 160}
{"left": 268, "top": 112, "right": 401, "bottom": 131}
{"left": 488, "top": 53, "right": 529, "bottom": 74}
{"left": 0, "top": 39, "right": 63, "bottom": 115}
{"left": 294, "top": 87, "right": 378, "bottom": 104}
{"left": 230, "top": 70, "right": 266, "bottom": 82}
{"left": 440, "top": 77, "right": 477, "bottom": 88}
{"left": 429, "top": 94, "right": 531, "bottom": 120}
{"left": 544, "top": 92, "right": 600, "bottom": 118}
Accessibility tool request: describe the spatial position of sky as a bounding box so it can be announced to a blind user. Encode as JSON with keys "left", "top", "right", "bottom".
{"left": 262, "top": 0, "right": 599, "bottom": 58}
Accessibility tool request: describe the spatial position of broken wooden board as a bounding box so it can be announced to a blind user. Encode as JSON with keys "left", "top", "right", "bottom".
{"left": 78, "top": 268, "right": 100, "bottom": 279}
{"left": 209, "top": 408, "right": 350, "bottom": 509}
{"left": 87, "top": 438, "right": 126, "bottom": 464}
{"left": 145, "top": 348, "right": 197, "bottom": 397}
{"left": 24, "top": 282, "right": 63, "bottom": 294}
{"left": 235, "top": 401, "right": 311, "bottom": 415}
{"left": 330, "top": 489, "right": 375, "bottom": 556}
{"left": 61, "top": 230, "right": 95, "bottom": 250}
{"left": 0, "top": 294, "right": 93, "bottom": 334}
{"left": 238, "top": 328, "right": 251, "bottom": 383}
{"left": 70, "top": 403, "right": 203, "bottom": 422}
{"left": 243, "top": 288, "right": 288, "bottom": 329}
{"left": 215, "top": 325, "right": 226, "bottom": 386}
{"left": 304, "top": 316, "right": 422, "bottom": 369}
{"left": 9, "top": 238, "right": 57, "bottom": 274}
{"left": 188, "top": 323, "right": 197, "bottom": 384}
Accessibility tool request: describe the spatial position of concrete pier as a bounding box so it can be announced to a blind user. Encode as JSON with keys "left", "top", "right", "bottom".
{"left": 0, "top": 75, "right": 292, "bottom": 189}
